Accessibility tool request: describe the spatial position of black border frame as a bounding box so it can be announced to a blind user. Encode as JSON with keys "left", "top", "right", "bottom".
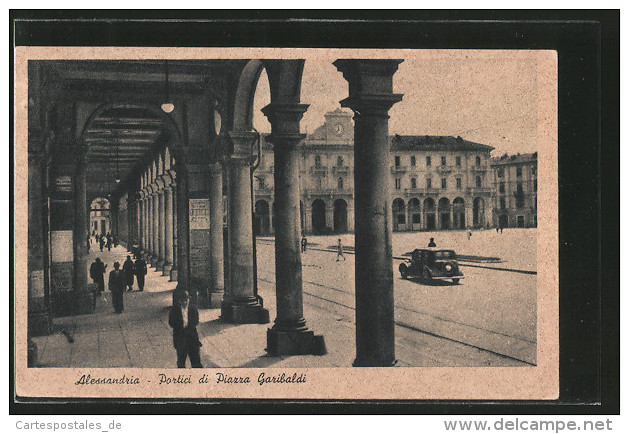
{"left": 9, "top": 9, "right": 619, "bottom": 415}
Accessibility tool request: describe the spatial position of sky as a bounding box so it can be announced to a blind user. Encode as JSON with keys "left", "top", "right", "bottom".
{"left": 253, "top": 54, "right": 539, "bottom": 157}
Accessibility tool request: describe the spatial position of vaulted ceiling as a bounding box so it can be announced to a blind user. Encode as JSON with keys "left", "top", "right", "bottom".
{"left": 41, "top": 60, "right": 241, "bottom": 198}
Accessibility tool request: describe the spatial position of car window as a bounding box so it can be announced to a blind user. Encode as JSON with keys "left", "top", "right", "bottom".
{"left": 435, "top": 251, "right": 453, "bottom": 259}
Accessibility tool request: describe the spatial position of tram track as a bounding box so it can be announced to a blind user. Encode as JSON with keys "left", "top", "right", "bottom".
{"left": 257, "top": 273, "right": 536, "bottom": 366}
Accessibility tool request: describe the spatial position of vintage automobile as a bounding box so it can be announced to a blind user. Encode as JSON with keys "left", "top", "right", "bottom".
{"left": 398, "top": 248, "right": 464, "bottom": 284}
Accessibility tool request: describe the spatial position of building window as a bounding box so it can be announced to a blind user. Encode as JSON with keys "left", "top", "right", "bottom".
{"left": 500, "top": 198, "right": 506, "bottom": 209}
{"left": 426, "top": 156, "right": 431, "bottom": 167}
{"left": 395, "top": 178, "right": 401, "bottom": 190}
{"left": 441, "top": 156, "right": 447, "bottom": 166}
{"left": 456, "top": 156, "right": 461, "bottom": 167}
{"left": 338, "top": 177, "right": 343, "bottom": 190}
{"left": 476, "top": 175, "right": 482, "bottom": 188}
{"left": 441, "top": 178, "right": 447, "bottom": 189}
{"left": 317, "top": 178, "right": 322, "bottom": 189}
{"left": 516, "top": 166, "right": 523, "bottom": 177}
{"left": 516, "top": 182, "right": 525, "bottom": 208}
{"left": 499, "top": 182, "right": 505, "bottom": 193}
{"left": 456, "top": 177, "right": 462, "bottom": 189}
{"left": 410, "top": 156, "right": 416, "bottom": 167}
{"left": 394, "top": 156, "right": 401, "bottom": 167}
{"left": 315, "top": 155, "right": 321, "bottom": 168}
{"left": 476, "top": 156, "right": 481, "bottom": 166}
{"left": 258, "top": 178, "right": 265, "bottom": 189}
{"left": 411, "top": 178, "right": 417, "bottom": 189}
{"left": 337, "top": 156, "right": 344, "bottom": 167}
{"left": 426, "top": 178, "right": 432, "bottom": 188}
{"left": 497, "top": 168, "right": 504, "bottom": 178}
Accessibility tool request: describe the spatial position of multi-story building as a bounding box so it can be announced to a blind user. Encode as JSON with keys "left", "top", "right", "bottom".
{"left": 253, "top": 108, "right": 496, "bottom": 234}
{"left": 490, "top": 153, "right": 538, "bottom": 228}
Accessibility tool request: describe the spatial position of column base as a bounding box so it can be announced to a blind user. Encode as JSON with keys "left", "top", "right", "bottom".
{"left": 352, "top": 355, "right": 397, "bottom": 367}
{"left": 161, "top": 263, "right": 172, "bottom": 277}
{"left": 28, "top": 338, "right": 38, "bottom": 367}
{"left": 208, "top": 290, "right": 223, "bottom": 309}
{"left": 156, "top": 258, "right": 165, "bottom": 269}
{"left": 71, "top": 290, "right": 97, "bottom": 315}
{"left": 266, "top": 328, "right": 327, "bottom": 356}
{"left": 221, "top": 300, "right": 269, "bottom": 324}
{"left": 28, "top": 296, "right": 52, "bottom": 336}
{"left": 28, "top": 308, "right": 53, "bottom": 337}
{"left": 169, "top": 268, "right": 178, "bottom": 282}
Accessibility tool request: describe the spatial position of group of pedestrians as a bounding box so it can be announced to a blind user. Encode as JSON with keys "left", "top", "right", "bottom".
{"left": 89, "top": 254, "right": 147, "bottom": 314}
{"left": 90, "top": 232, "right": 116, "bottom": 252}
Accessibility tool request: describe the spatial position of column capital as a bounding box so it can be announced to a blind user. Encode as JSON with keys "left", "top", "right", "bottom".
{"left": 333, "top": 59, "right": 403, "bottom": 117}
{"left": 224, "top": 130, "right": 257, "bottom": 164}
{"left": 160, "top": 173, "right": 173, "bottom": 188}
{"left": 261, "top": 103, "right": 309, "bottom": 134}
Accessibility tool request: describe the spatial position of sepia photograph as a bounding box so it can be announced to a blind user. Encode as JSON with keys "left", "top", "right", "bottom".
{"left": 14, "top": 46, "right": 558, "bottom": 400}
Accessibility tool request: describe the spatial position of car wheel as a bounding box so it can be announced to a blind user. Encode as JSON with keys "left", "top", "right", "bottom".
{"left": 452, "top": 278, "right": 460, "bottom": 284}
{"left": 399, "top": 264, "right": 408, "bottom": 279}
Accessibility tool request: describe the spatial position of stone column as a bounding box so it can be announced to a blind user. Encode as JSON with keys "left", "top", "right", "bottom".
{"left": 146, "top": 189, "right": 154, "bottom": 263}
{"left": 175, "top": 167, "right": 190, "bottom": 295}
{"left": 156, "top": 179, "right": 166, "bottom": 269}
{"left": 152, "top": 188, "right": 159, "bottom": 266}
{"left": 263, "top": 103, "right": 324, "bottom": 355}
{"left": 162, "top": 174, "right": 174, "bottom": 276}
{"left": 28, "top": 151, "right": 52, "bottom": 337}
{"left": 221, "top": 131, "right": 269, "bottom": 324}
{"left": 208, "top": 163, "right": 224, "bottom": 307}
{"left": 72, "top": 152, "right": 95, "bottom": 314}
{"left": 334, "top": 59, "right": 403, "bottom": 367}
{"left": 170, "top": 180, "right": 178, "bottom": 281}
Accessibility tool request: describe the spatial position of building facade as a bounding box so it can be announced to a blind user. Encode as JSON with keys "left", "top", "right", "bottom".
{"left": 254, "top": 109, "right": 495, "bottom": 234}
{"left": 490, "top": 153, "right": 538, "bottom": 228}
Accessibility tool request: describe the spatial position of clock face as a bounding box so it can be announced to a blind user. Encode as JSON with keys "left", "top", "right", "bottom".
{"left": 334, "top": 124, "right": 344, "bottom": 135}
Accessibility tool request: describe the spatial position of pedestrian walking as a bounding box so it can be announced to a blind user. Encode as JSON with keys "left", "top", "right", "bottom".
{"left": 467, "top": 228, "right": 472, "bottom": 240}
{"left": 106, "top": 233, "right": 113, "bottom": 251}
{"left": 301, "top": 236, "right": 308, "bottom": 253}
{"left": 122, "top": 255, "right": 135, "bottom": 292}
{"left": 134, "top": 254, "right": 147, "bottom": 292}
{"left": 89, "top": 258, "right": 107, "bottom": 292}
{"left": 99, "top": 236, "right": 105, "bottom": 252}
{"left": 169, "top": 290, "right": 203, "bottom": 368}
{"left": 428, "top": 237, "right": 436, "bottom": 247}
{"left": 108, "top": 262, "right": 125, "bottom": 314}
{"left": 336, "top": 238, "right": 346, "bottom": 261}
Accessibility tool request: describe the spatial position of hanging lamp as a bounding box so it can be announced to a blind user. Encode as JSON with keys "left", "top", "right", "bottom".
{"left": 161, "top": 60, "right": 175, "bottom": 113}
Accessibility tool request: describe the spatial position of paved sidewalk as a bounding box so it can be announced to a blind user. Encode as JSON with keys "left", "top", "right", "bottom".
{"left": 32, "top": 245, "right": 524, "bottom": 368}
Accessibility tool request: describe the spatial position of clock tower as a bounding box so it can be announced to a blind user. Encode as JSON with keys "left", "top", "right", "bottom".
{"left": 323, "top": 108, "right": 353, "bottom": 142}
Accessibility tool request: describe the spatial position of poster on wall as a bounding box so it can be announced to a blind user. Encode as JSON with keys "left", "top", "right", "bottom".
{"left": 189, "top": 198, "right": 210, "bottom": 230}
{"left": 50, "top": 230, "right": 74, "bottom": 263}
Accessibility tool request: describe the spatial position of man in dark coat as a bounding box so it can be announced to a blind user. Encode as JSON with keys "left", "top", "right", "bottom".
{"left": 428, "top": 237, "right": 437, "bottom": 247}
{"left": 168, "top": 290, "right": 203, "bottom": 368}
{"left": 89, "top": 258, "right": 107, "bottom": 292}
{"left": 122, "top": 255, "right": 135, "bottom": 292}
{"left": 108, "top": 261, "right": 125, "bottom": 313}
{"left": 99, "top": 236, "right": 105, "bottom": 252}
{"left": 106, "top": 233, "right": 113, "bottom": 251}
{"left": 134, "top": 254, "right": 147, "bottom": 291}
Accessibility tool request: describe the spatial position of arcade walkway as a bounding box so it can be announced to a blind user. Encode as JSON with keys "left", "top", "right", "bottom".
{"left": 30, "top": 243, "right": 526, "bottom": 368}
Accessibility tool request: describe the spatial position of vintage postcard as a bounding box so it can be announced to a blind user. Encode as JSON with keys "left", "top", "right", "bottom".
{"left": 14, "top": 47, "right": 558, "bottom": 400}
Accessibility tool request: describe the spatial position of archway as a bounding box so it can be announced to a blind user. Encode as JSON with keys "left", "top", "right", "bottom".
{"left": 392, "top": 198, "right": 406, "bottom": 231}
{"left": 438, "top": 198, "right": 451, "bottom": 230}
{"left": 90, "top": 197, "right": 111, "bottom": 236}
{"left": 408, "top": 198, "right": 421, "bottom": 231}
{"left": 312, "top": 199, "right": 327, "bottom": 234}
{"left": 333, "top": 199, "right": 348, "bottom": 233}
{"left": 453, "top": 197, "right": 466, "bottom": 229}
{"left": 423, "top": 198, "right": 436, "bottom": 230}
{"left": 473, "top": 197, "right": 485, "bottom": 228}
{"left": 254, "top": 200, "right": 270, "bottom": 235}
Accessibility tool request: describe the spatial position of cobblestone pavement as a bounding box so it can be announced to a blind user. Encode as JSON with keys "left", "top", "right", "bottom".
{"left": 32, "top": 230, "right": 535, "bottom": 368}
